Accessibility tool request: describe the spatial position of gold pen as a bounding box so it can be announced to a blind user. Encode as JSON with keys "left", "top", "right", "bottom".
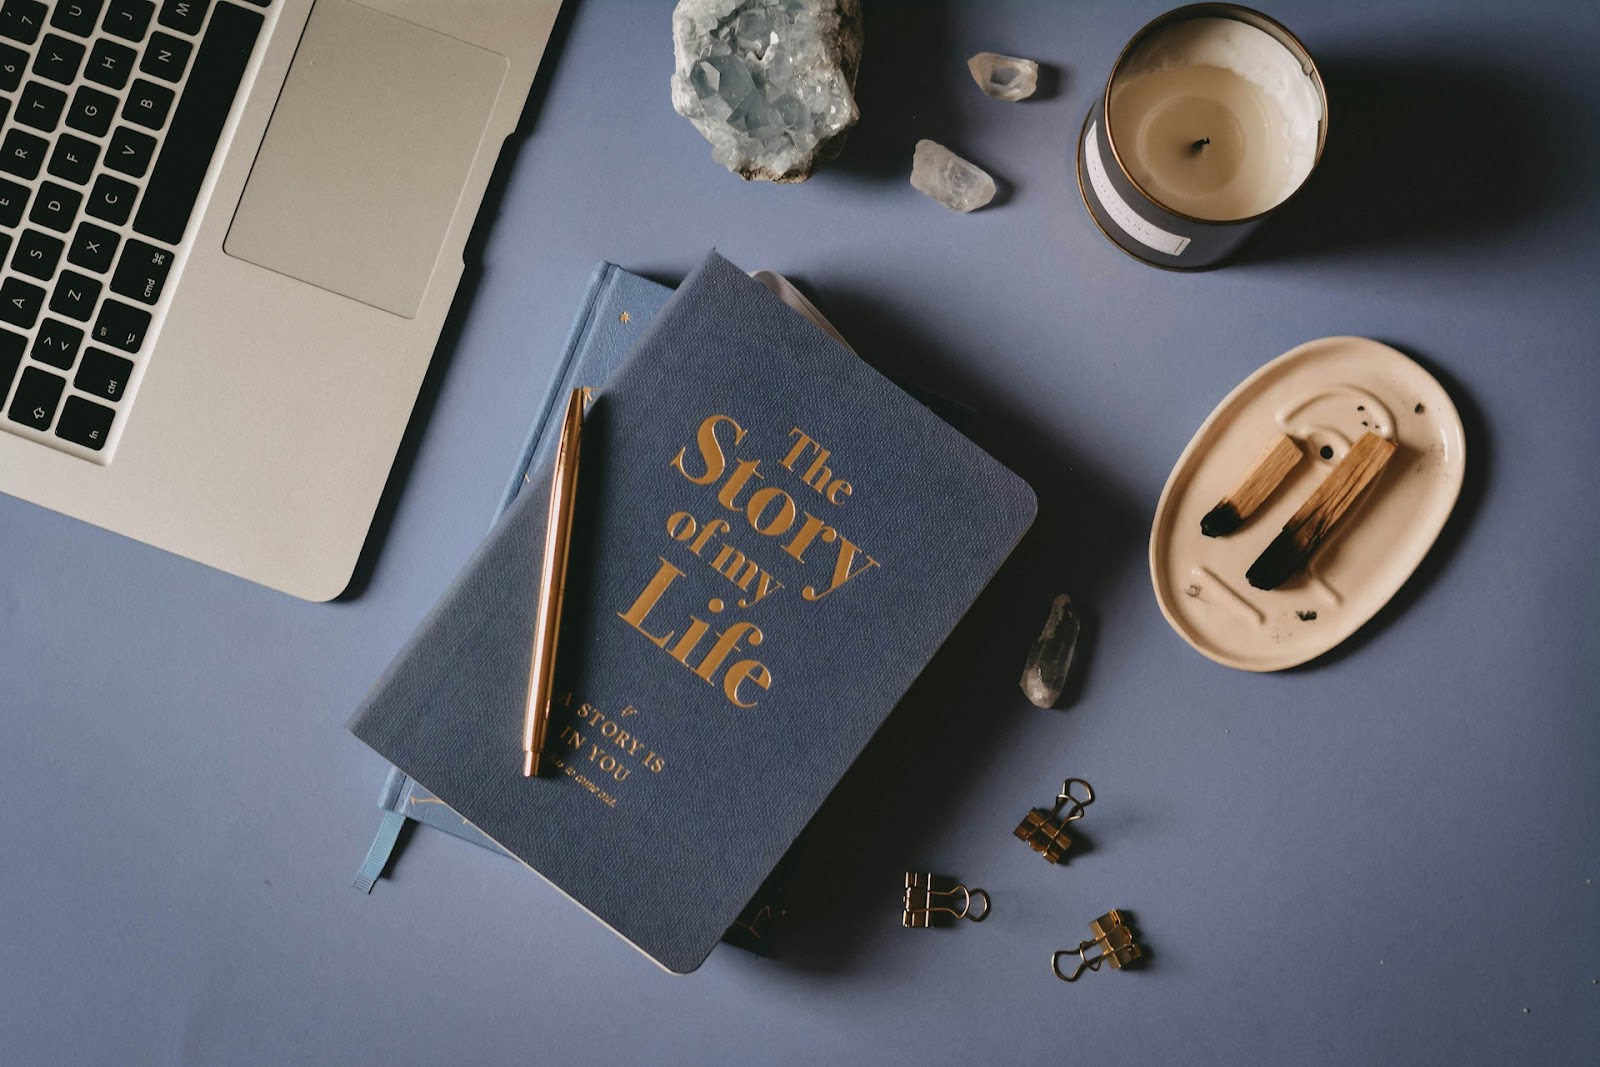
{"left": 522, "top": 387, "right": 588, "bottom": 777}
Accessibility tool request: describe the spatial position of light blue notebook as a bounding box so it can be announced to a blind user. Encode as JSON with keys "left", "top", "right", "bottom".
{"left": 355, "top": 262, "right": 672, "bottom": 891}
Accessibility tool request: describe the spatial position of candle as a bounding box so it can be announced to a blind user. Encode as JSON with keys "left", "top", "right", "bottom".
{"left": 1077, "top": 5, "right": 1327, "bottom": 269}
{"left": 1111, "top": 16, "right": 1321, "bottom": 220}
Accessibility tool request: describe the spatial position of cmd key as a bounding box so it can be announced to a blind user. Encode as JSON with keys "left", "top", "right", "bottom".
{"left": 111, "top": 238, "right": 172, "bottom": 304}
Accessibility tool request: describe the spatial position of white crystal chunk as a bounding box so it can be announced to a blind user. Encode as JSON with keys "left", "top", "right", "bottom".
{"left": 967, "top": 51, "right": 1040, "bottom": 101}
{"left": 671, "top": 0, "right": 863, "bottom": 183}
{"left": 910, "top": 140, "right": 996, "bottom": 212}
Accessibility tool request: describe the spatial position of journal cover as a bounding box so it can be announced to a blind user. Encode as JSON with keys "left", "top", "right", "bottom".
{"left": 349, "top": 251, "right": 1037, "bottom": 972}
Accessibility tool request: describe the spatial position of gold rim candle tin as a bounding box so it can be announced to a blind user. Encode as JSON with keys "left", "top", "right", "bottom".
{"left": 1077, "top": 4, "right": 1328, "bottom": 269}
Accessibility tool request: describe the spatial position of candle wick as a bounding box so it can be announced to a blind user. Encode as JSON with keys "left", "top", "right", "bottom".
{"left": 1191, "top": 137, "right": 1211, "bottom": 153}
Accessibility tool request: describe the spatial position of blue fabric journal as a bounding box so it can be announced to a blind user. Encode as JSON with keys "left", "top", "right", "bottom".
{"left": 348, "top": 252, "right": 1037, "bottom": 972}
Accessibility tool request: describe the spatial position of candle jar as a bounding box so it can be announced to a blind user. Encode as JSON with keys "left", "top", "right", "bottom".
{"left": 1077, "top": 4, "right": 1327, "bottom": 269}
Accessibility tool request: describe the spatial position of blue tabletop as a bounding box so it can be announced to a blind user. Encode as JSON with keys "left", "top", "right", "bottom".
{"left": 4, "top": 1, "right": 1597, "bottom": 1063}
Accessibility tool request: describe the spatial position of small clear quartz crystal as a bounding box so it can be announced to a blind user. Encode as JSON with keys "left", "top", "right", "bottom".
{"left": 910, "top": 140, "right": 996, "bottom": 212}
{"left": 671, "top": 0, "right": 863, "bottom": 183}
{"left": 967, "top": 52, "right": 1039, "bottom": 101}
{"left": 1020, "top": 594, "right": 1080, "bottom": 709}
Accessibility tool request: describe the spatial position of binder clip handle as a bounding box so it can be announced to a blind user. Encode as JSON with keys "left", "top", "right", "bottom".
{"left": 1051, "top": 947, "right": 1091, "bottom": 983}
{"left": 952, "top": 885, "right": 991, "bottom": 922}
{"left": 923, "top": 883, "right": 989, "bottom": 923}
{"left": 1051, "top": 941, "right": 1104, "bottom": 982}
{"left": 1053, "top": 777, "right": 1095, "bottom": 823}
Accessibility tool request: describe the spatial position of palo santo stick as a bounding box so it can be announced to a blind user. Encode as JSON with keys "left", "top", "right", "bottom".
{"left": 1246, "top": 432, "right": 1398, "bottom": 590}
{"left": 1200, "top": 433, "right": 1303, "bottom": 537}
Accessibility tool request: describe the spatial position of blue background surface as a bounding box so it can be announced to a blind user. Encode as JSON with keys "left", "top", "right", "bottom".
{"left": 3, "top": 1, "right": 1597, "bottom": 1062}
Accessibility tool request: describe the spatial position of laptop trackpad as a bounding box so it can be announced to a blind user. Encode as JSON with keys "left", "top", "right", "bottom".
{"left": 224, "top": 0, "right": 507, "bottom": 318}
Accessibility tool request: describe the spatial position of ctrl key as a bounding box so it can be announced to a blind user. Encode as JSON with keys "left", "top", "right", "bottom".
{"left": 55, "top": 395, "right": 116, "bottom": 450}
{"left": 7, "top": 366, "right": 66, "bottom": 430}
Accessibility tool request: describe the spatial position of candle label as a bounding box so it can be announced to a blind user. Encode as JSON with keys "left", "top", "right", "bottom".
{"left": 1086, "top": 122, "right": 1191, "bottom": 258}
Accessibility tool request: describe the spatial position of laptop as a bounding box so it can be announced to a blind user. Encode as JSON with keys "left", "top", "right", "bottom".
{"left": 0, "top": 0, "right": 563, "bottom": 600}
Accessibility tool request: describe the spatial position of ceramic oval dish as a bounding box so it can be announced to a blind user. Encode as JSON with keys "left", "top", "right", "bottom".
{"left": 1150, "top": 336, "right": 1465, "bottom": 671}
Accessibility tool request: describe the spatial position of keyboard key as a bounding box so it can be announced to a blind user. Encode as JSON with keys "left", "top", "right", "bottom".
{"left": 140, "top": 29, "right": 189, "bottom": 81}
{"left": 32, "top": 32, "right": 85, "bottom": 82}
{"left": 0, "top": 40, "right": 26, "bottom": 90}
{"left": 66, "top": 84, "right": 117, "bottom": 135}
{"left": 0, "top": 231, "right": 10, "bottom": 269}
{"left": 52, "top": 0, "right": 106, "bottom": 38}
{"left": 0, "top": 325, "right": 22, "bottom": 389}
{"left": 93, "top": 298, "right": 148, "bottom": 350}
{"left": 0, "top": 274, "right": 45, "bottom": 328}
{"left": 50, "top": 268, "right": 101, "bottom": 321}
{"left": 0, "top": 0, "right": 46, "bottom": 45}
{"left": 123, "top": 77, "right": 173, "bottom": 129}
{"left": 55, "top": 394, "right": 115, "bottom": 448}
{"left": 12, "top": 227, "right": 63, "bottom": 279}
{"left": 157, "top": 0, "right": 206, "bottom": 36}
{"left": 105, "top": 125, "right": 154, "bottom": 176}
{"left": 74, "top": 346, "right": 130, "bottom": 400}
{"left": 32, "top": 317, "right": 82, "bottom": 368}
{"left": 135, "top": 2, "right": 261, "bottom": 244}
{"left": 86, "top": 173, "right": 137, "bottom": 223}
{"left": 17, "top": 80, "right": 67, "bottom": 131}
{"left": 7, "top": 366, "right": 64, "bottom": 429}
{"left": 111, "top": 238, "right": 172, "bottom": 304}
{"left": 0, "top": 96, "right": 7, "bottom": 128}
{"left": 29, "top": 180, "right": 82, "bottom": 231}
{"left": 85, "top": 37, "right": 134, "bottom": 88}
{"left": 0, "top": 128, "right": 47, "bottom": 178}
{"left": 103, "top": 0, "right": 154, "bottom": 42}
{"left": 68, "top": 221, "right": 119, "bottom": 272}
{"left": 0, "top": 175, "right": 27, "bottom": 225}
{"left": 49, "top": 132, "right": 101, "bottom": 184}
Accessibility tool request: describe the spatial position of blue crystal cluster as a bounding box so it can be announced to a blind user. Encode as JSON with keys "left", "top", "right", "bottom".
{"left": 671, "top": 0, "right": 862, "bottom": 182}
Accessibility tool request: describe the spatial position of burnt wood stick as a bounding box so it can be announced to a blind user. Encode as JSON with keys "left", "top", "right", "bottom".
{"left": 1246, "top": 432, "right": 1397, "bottom": 590}
{"left": 1201, "top": 433, "right": 1303, "bottom": 537}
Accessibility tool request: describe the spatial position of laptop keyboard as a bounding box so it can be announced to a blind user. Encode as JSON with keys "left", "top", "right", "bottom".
{"left": 0, "top": 0, "right": 267, "bottom": 462}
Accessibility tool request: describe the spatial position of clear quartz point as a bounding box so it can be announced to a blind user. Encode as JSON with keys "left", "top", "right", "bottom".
{"left": 1020, "top": 594, "right": 1080, "bottom": 709}
{"left": 967, "top": 51, "right": 1039, "bottom": 101}
{"left": 910, "top": 140, "right": 996, "bottom": 212}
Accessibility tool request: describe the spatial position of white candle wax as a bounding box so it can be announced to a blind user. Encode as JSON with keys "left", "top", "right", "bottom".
{"left": 1108, "top": 17, "right": 1322, "bottom": 221}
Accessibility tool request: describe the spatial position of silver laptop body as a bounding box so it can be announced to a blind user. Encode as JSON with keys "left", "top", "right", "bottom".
{"left": 0, "top": 0, "right": 562, "bottom": 600}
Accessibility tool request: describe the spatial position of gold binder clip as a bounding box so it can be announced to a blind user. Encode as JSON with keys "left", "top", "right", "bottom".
{"left": 901, "top": 872, "right": 990, "bottom": 928}
{"left": 1015, "top": 777, "right": 1095, "bottom": 863}
{"left": 1052, "top": 910, "right": 1142, "bottom": 982}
